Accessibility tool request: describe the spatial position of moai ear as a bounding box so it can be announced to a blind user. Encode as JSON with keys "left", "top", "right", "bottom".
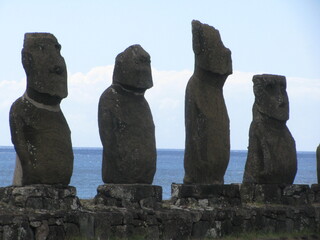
{"left": 252, "top": 75, "right": 266, "bottom": 101}
{"left": 192, "top": 20, "right": 202, "bottom": 55}
{"left": 21, "top": 50, "right": 33, "bottom": 76}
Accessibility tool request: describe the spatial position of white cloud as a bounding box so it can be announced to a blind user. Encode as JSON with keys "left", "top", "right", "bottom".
{"left": 0, "top": 67, "right": 319, "bottom": 151}
{"left": 287, "top": 77, "right": 320, "bottom": 100}
{"left": 158, "top": 98, "right": 180, "bottom": 110}
{"left": 0, "top": 78, "right": 25, "bottom": 147}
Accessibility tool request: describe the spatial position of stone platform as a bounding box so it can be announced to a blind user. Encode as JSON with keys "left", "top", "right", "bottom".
{"left": 171, "top": 183, "right": 320, "bottom": 207}
{"left": 0, "top": 184, "right": 319, "bottom": 239}
{"left": 0, "top": 184, "right": 80, "bottom": 210}
{"left": 240, "top": 183, "right": 320, "bottom": 205}
{"left": 94, "top": 184, "right": 162, "bottom": 209}
{"left": 171, "top": 183, "right": 241, "bottom": 207}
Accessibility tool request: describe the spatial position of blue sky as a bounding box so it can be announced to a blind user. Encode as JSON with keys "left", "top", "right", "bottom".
{"left": 0, "top": 0, "right": 319, "bottom": 150}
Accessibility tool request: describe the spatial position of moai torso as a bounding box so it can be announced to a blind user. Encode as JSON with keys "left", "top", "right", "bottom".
{"left": 10, "top": 33, "right": 73, "bottom": 186}
{"left": 243, "top": 74, "right": 297, "bottom": 184}
{"left": 98, "top": 45, "right": 156, "bottom": 184}
{"left": 184, "top": 20, "right": 232, "bottom": 184}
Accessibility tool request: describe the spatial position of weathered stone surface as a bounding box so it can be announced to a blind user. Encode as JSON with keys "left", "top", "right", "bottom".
{"left": 184, "top": 20, "right": 232, "bottom": 184}
{"left": 240, "top": 184, "right": 316, "bottom": 205}
{"left": 94, "top": 184, "right": 162, "bottom": 209}
{"left": 10, "top": 33, "right": 73, "bottom": 186}
{"left": 0, "top": 193, "right": 320, "bottom": 240}
{"left": 243, "top": 74, "right": 297, "bottom": 184}
{"left": 113, "top": 44, "right": 153, "bottom": 89}
{"left": 0, "top": 185, "right": 80, "bottom": 210}
{"left": 317, "top": 144, "right": 320, "bottom": 184}
{"left": 98, "top": 45, "right": 156, "bottom": 184}
{"left": 240, "top": 183, "right": 282, "bottom": 204}
{"left": 171, "top": 184, "right": 241, "bottom": 207}
{"left": 311, "top": 184, "right": 320, "bottom": 203}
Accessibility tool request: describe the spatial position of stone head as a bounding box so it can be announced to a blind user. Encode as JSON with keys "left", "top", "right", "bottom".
{"left": 22, "top": 33, "right": 67, "bottom": 99}
{"left": 192, "top": 20, "right": 232, "bottom": 75}
{"left": 253, "top": 74, "right": 289, "bottom": 121}
{"left": 113, "top": 44, "right": 153, "bottom": 90}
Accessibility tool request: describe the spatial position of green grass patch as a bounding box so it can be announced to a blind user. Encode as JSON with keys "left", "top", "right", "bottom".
{"left": 218, "top": 229, "right": 319, "bottom": 240}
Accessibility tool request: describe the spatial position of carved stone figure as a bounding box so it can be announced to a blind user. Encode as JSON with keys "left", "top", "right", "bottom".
{"left": 243, "top": 74, "right": 297, "bottom": 184}
{"left": 317, "top": 144, "right": 320, "bottom": 184}
{"left": 10, "top": 33, "right": 73, "bottom": 186}
{"left": 183, "top": 20, "right": 232, "bottom": 184}
{"left": 98, "top": 44, "right": 156, "bottom": 184}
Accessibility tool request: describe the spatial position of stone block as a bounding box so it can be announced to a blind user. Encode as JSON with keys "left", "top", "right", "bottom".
{"left": 192, "top": 221, "right": 210, "bottom": 238}
{"left": 240, "top": 184, "right": 315, "bottom": 205}
{"left": 0, "top": 185, "right": 80, "bottom": 210}
{"left": 255, "top": 184, "right": 282, "bottom": 204}
{"left": 94, "top": 184, "right": 162, "bottom": 209}
{"left": 282, "top": 184, "right": 311, "bottom": 205}
{"left": 311, "top": 184, "right": 320, "bottom": 203}
{"left": 171, "top": 184, "right": 241, "bottom": 207}
{"left": 240, "top": 183, "right": 282, "bottom": 203}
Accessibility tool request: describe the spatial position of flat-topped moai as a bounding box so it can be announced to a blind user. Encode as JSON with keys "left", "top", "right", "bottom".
{"left": 10, "top": 33, "right": 73, "bottom": 186}
{"left": 184, "top": 20, "right": 232, "bottom": 184}
{"left": 317, "top": 144, "right": 320, "bottom": 184}
{"left": 98, "top": 44, "right": 156, "bottom": 184}
{"left": 243, "top": 74, "right": 297, "bottom": 184}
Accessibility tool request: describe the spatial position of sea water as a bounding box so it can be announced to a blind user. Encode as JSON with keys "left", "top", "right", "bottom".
{"left": 0, "top": 147, "right": 317, "bottom": 199}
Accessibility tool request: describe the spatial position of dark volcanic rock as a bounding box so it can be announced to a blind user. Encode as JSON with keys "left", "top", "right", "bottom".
{"left": 184, "top": 20, "right": 232, "bottom": 184}
{"left": 243, "top": 74, "right": 297, "bottom": 184}
{"left": 0, "top": 185, "right": 80, "bottom": 210}
{"left": 9, "top": 33, "right": 73, "bottom": 186}
{"left": 94, "top": 184, "right": 162, "bottom": 209}
{"left": 98, "top": 44, "right": 156, "bottom": 184}
{"left": 317, "top": 144, "right": 320, "bottom": 184}
{"left": 171, "top": 184, "right": 241, "bottom": 207}
{"left": 1, "top": 185, "right": 320, "bottom": 239}
{"left": 113, "top": 44, "right": 153, "bottom": 90}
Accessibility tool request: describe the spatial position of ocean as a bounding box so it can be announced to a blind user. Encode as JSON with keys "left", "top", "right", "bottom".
{"left": 0, "top": 147, "right": 317, "bottom": 200}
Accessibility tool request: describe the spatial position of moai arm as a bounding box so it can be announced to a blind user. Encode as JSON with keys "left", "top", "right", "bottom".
{"left": 257, "top": 129, "right": 272, "bottom": 180}
{"left": 245, "top": 123, "right": 272, "bottom": 183}
{"left": 9, "top": 102, "right": 32, "bottom": 181}
{"left": 317, "top": 144, "right": 320, "bottom": 184}
{"left": 98, "top": 94, "right": 114, "bottom": 150}
{"left": 98, "top": 91, "right": 118, "bottom": 182}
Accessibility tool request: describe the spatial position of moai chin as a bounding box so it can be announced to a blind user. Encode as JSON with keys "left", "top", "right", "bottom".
{"left": 10, "top": 33, "right": 73, "bottom": 186}
{"left": 243, "top": 74, "right": 297, "bottom": 184}
{"left": 317, "top": 144, "right": 320, "bottom": 184}
{"left": 183, "top": 20, "right": 232, "bottom": 184}
{"left": 98, "top": 44, "right": 156, "bottom": 184}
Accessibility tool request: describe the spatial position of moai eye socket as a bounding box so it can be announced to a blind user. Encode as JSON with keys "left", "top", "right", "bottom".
{"left": 265, "top": 83, "right": 275, "bottom": 92}
{"left": 55, "top": 44, "right": 61, "bottom": 51}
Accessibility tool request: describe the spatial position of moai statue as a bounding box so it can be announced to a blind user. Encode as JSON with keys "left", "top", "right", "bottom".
{"left": 184, "top": 20, "right": 232, "bottom": 184}
{"left": 98, "top": 44, "right": 156, "bottom": 184}
{"left": 243, "top": 74, "right": 297, "bottom": 184}
{"left": 10, "top": 33, "right": 73, "bottom": 186}
{"left": 317, "top": 144, "right": 320, "bottom": 184}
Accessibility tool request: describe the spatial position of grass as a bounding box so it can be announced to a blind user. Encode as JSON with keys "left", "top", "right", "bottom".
{"left": 66, "top": 230, "right": 319, "bottom": 240}
{"left": 218, "top": 229, "right": 319, "bottom": 240}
